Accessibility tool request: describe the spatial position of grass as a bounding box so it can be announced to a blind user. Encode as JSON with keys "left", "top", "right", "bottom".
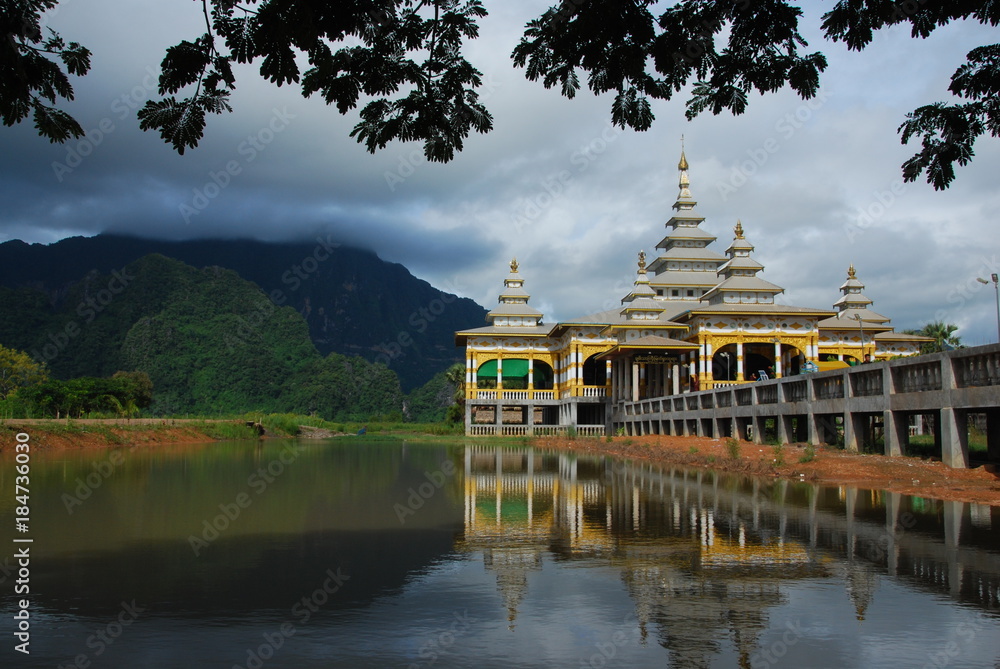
{"left": 725, "top": 437, "right": 741, "bottom": 460}
{"left": 1, "top": 412, "right": 467, "bottom": 447}
{"left": 772, "top": 443, "right": 785, "bottom": 467}
{"left": 906, "top": 427, "right": 988, "bottom": 458}
{"left": 798, "top": 443, "right": 816, "bottom": 464}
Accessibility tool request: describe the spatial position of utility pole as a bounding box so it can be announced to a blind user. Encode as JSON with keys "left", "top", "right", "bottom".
{"left": 976, "top": 273, "right": 1000, "bottom": 343}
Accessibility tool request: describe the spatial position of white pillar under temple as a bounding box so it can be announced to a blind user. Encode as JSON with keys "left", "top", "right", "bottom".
{"left": 632, "top": 361, "right": 640, "bottom": 402}
{"left": 497, "top": 360, "right": 503, "bottom": 389}
{"left": 736, "top": 342, "right": 744, "bottom": 379}
{"left": 703, "top": 342, "right": 712, "bottom": 376}
{"left": 774, "top": 341, "right": 782, "bottom": 377}
{"left": 672, "top": 364, "right": 680, "bottom": 395}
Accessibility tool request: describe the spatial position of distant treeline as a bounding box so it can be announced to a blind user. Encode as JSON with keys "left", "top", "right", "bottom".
{"left": 0, "top": 254, "right": 462, "bottom": 422}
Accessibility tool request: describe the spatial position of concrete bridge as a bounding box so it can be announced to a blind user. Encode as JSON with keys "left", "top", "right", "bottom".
{"left": 613, "top": 343, "right": 1000, "bottom": 468}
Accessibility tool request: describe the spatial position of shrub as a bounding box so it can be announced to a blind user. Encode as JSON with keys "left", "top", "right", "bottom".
{"left": 725, "top": 437, "right": 741, "bottom": 460}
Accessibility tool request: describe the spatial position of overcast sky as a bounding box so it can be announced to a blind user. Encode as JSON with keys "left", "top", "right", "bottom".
{"left": 2, "top": 1, "right": 999, "bottom": 344}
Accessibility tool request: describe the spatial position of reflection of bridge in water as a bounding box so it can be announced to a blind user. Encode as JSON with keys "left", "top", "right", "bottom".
{"left": 458, "top": 445, "right": 1000, "bottom": 664}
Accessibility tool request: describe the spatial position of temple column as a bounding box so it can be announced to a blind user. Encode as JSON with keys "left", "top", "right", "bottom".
{"left": 496, "top": 355, "right": 503, "bottom": 395}
{"left": 527, "top": 355, "right": 535, "bottom": 396}
{"left": 632, "top": 360, "right": 640, "bottom": 402}
{"left": 736, "top": 341, "right": 745, "bottom": 381}
{"left": 773, "top": 341, "right": 782, "bottom": 378}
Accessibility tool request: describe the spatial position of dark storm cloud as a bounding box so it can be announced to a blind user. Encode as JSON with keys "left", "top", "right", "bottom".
{"left": 1, "top": 1, "right": 998, "bottom": 341}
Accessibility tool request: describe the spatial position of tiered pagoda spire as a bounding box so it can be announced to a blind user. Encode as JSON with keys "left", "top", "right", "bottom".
{"left": 621, "top": 250, "right": 666, "bottom": 320}
{"left": 648, "top": 146, "right": 728, "bottom": 303}
{"left": 831, "top": 264, "right": 890, "bottom": 324}
{"left": 486, "top": 258, "right": 543, "bottom": 327}
{"left": 702, "top": 221, "right": 784, "bottom": 305}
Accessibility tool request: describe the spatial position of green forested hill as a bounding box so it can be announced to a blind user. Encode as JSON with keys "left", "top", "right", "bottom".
{"left": 0, "top": 254, "right": 404, "bottom": 418}
{"left": 0, "top": 234, "right": 488, "bottom": 391}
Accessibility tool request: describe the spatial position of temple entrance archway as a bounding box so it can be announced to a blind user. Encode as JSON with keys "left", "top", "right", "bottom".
{"left": 582, "top": 354, "right": 606, "bottom": 386}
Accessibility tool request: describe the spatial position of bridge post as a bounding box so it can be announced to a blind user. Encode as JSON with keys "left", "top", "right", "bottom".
{"left": 987, "top": 408, "right": 1000, "bottom": 464}
{"left": 752, "top": 415, "right": 766, "bottom": 444}
{"left": 939, "top": 407, "right": 969, "bottom": 468}
{"left": 843, "top": 412, "right": 861, "bottom": 452}
{"left": 883, "top": 410, "right": 906, "bottom": 457}
{"left": 776, "top": 414, "right": 790, "bottom": 444}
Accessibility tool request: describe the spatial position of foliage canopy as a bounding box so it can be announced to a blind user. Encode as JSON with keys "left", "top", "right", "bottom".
{"left": 0, "top": 343, "right": 48, "bottom": 399}
{"left": 3, "top": 1, "right": 998, "bottom": 184}
{"left": 904, "top": 321, "right": 963, "bottom": 354}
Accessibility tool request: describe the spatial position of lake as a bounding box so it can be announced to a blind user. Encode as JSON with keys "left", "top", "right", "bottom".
{"left": 2, "top": 438, "right": 999, "bottom": 668}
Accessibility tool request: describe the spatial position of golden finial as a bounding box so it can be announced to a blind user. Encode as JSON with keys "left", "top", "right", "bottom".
{"left": 637, "top": 250, "right": 647, "bottom": 274}
{"left": 510, "top": 257, "right": 518, "bottom": 273}
{"left": 734, "top": 220, "right": 744, "bottom": 239}
{"left": 847, "top": 264, "right": 857, "bottom": 279}
{"left": 678, "top": 136, "right": 688, "bottom": 170}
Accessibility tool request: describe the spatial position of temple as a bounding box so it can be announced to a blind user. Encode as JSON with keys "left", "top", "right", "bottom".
{"left": 455, "top": 150, "right": 931, "bottom": 435}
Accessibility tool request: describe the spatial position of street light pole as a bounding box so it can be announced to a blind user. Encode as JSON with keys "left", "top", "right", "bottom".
{"left": 976, "top": 273, "right": 1000, "bottom": 343}
{"left": 853, "top": 314, "right": 866, "bottom": 362}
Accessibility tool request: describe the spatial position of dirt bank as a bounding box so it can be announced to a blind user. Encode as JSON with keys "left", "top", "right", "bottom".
{"left": 0, "top": 419, "right": 236, "bottom": 450}
{"left": 533, "top": 435, "right": 1000, "bottom": 506}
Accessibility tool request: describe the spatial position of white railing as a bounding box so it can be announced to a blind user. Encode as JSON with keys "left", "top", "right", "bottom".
{"left": 467, "top": 424, "right": 606, "bottom": 437}
{"left": 475, "top": 389, "right": 557, "bottom": 400}
{"left": 582, "top": 386, "right": 607, "bottom": 397}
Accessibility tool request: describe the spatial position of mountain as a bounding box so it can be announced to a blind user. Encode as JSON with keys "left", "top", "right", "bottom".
{"left": 0, "top": 254, "right": 404, "bottom": 418}
{"left": 0, "top": 234, "right": 487, "bottom": 390}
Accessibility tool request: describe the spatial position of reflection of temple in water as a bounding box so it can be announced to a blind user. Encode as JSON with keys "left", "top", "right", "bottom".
{"left": 456, "top": 445, "right": 1000, "bottom": 664}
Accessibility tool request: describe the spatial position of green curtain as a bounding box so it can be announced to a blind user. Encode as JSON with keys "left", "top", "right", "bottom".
{"left": 502, "top": 359, "right": 529, "bottom": 377}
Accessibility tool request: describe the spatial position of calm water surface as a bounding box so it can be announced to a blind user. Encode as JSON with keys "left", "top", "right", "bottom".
{"left": 2, "top": 439, "right": 999, "bottom": 668}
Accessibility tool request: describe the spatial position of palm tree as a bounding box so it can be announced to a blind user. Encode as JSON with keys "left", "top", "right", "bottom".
{"left": 443, "top": 363, "right": 466, "bottom": 424}
{"left": 905, "top": 321, "right": 962, "bottom": 354}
